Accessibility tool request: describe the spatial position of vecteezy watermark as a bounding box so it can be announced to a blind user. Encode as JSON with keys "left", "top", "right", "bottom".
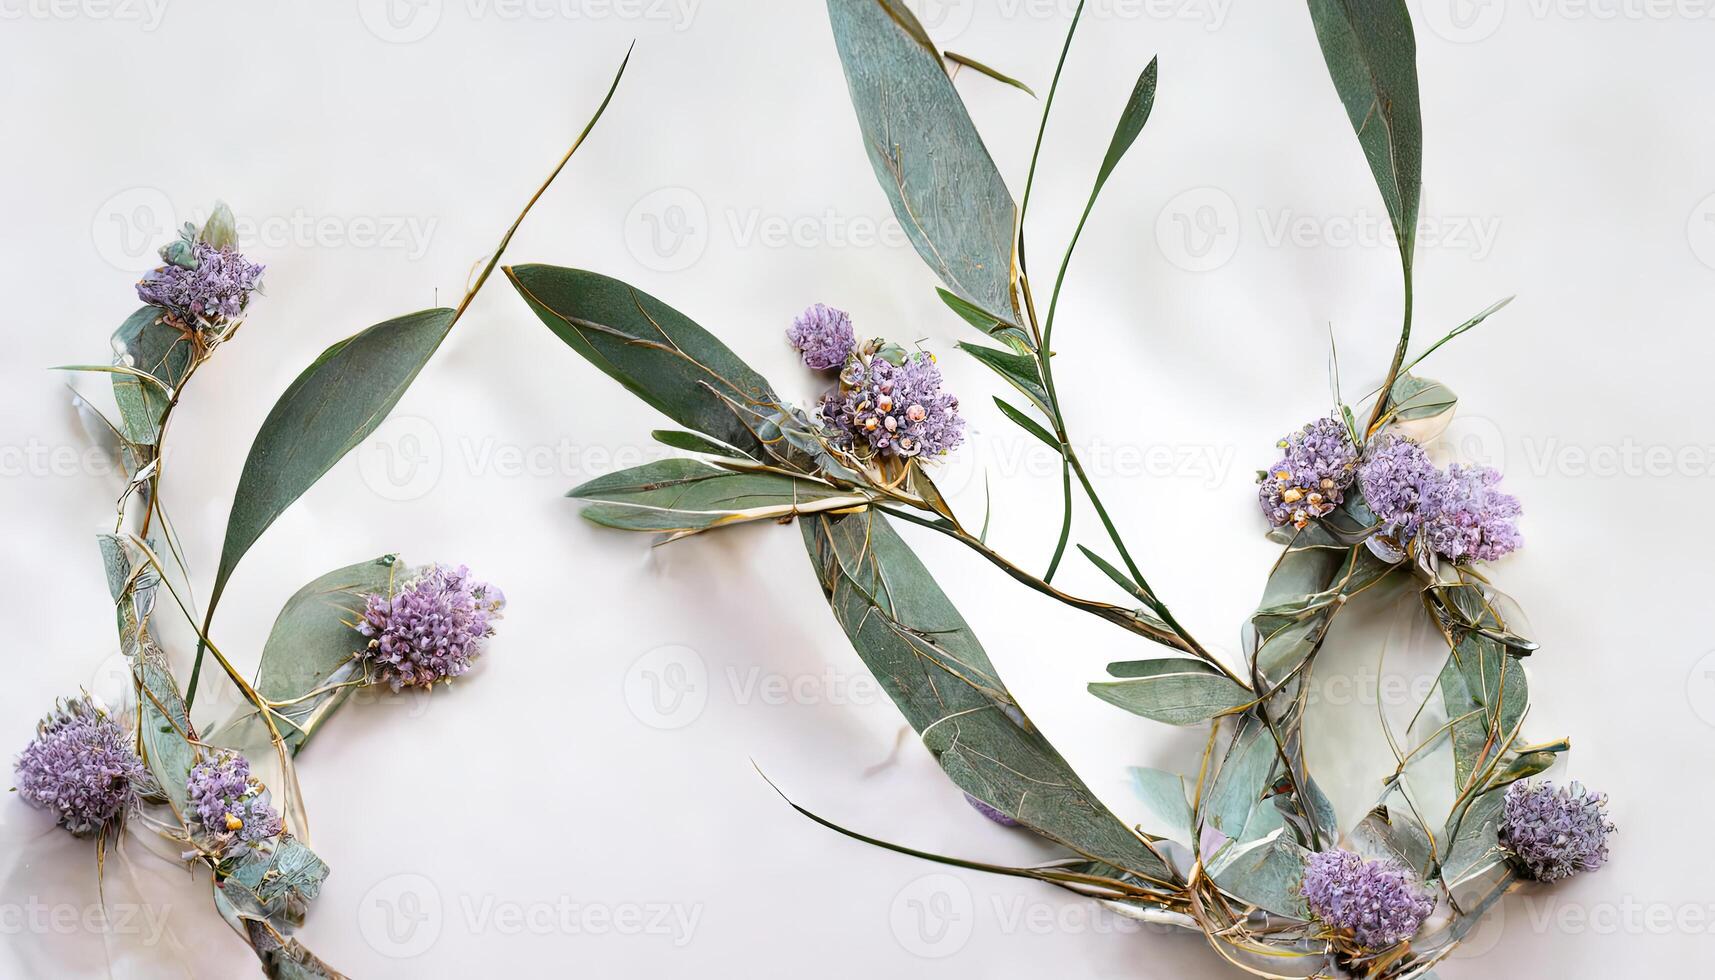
{"left": 0, "top": 439, "right": 137, "bottom": 480}
{"left": 1423, "top": 0, "right": 1715, "bottom": 44}
{"left": 90, "top": 188, "right": 439, "bottom": 270}
{"left": 1156, "top": 188, "right": 1502, "bottom": 272}
{"left": 1686, "top": 650, "right": 1715, "bottom": 728}
{"left": 355, "top": 418, "right": 669, "bottom": 502}
{"left": 0, "top": 0, "right": 169, "bottom": 29}
{"left": 1687, "top": 192, "right": 1715, "bottom": 270}
{"left": 954, "top": 0, "right": 1233, "bottom": 36}
{"left": 624, "top": 187, "right": 910, "bottom": 273}
{"left": 360, "top": 0, "right": 701, "bottom": 43}
{"left": 357, "top": 415, "right": 445, "bottom": 502}
{"left": 0, "top": 899, "right": 172, "bottom": 945}
{"left": 358, "top": 874, "right": 701, "bottom": 957}
{"left": 890, "top": 873, "right": 975, "bottom": 959}
{"left": 623, "top": 644, "right": 709, "bottom": 730}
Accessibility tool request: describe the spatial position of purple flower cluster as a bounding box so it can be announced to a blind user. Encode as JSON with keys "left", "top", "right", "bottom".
{"left": 786, "top": 303, "right": 857, "bottom": 371}
{"left": 14, "top": 696, "right": 145, "bottom": 836}
{"left": 1358, "top": 435, "right": 1521, "bottom": 563}
{"left": 185, "top": 751, "right": 283, "bottom": 855}
{"left": 1300, "top": 849, "right": 1434, "bottom": 950}
{"left": 1498, "top": 780, "right": 1614, "bottom": 883}
{"left": 1258, "top": 417, "right": 1360, "bottom": 529}
{"left": 357, "top": 564, "right": 505, "bottom": 691}
{"left": 135, "top": 241, "right": 264, "bottom": 329}
{"left": 820, "top": 352, "right": 964, "bottom": 460}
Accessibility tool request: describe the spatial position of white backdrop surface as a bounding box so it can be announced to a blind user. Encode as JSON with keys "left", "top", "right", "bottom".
{"left": 2, "top": 1, "right": 1712, "bottom": 977}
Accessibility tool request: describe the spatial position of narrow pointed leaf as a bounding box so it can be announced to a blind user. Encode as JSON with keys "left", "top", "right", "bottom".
{"left": 1093, "top": 57, "right": 1158, "bottom": 197}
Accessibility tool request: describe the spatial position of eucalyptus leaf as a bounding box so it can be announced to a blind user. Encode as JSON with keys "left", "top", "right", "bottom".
{"left": 1093, "top": 57, "right": 1158, "bottom": 198}
{"left": 827, "top": 0, "right": 1026, "bottom": 345}
{"left": 804, "top": 510, "right": 1172, "bottom": 881}
{"left": 1090, "top": 659, "right": 1251, "bottom": 726}
{"left": 958, "top": 341, "right": 1049, "bottom": 413}
{"left": 211, "top": 308, "right": 455, "bottom": 616}
{"left": 1129, "top": 767, "right": 1193, "bottom": 845}
{"left": 111, "top": 306, "right": 195, "bottom": 445}
{"left": 1306, "top": 0, "right": 1422, "bottom": 272}
{"left": 573, "top": 459, "right": 867, "bottom": 535}
{"left": 1205, "top": 828, "right": 1311, "bottom": 919}
{"left": 1202, "top": 716, "right": 1278, "bottom": 838}
{"left": 651, "top": 429, "right": 753, "bottom": 460}
{"left": 508, "top": 265, "right": 778, "bottom": 458}
{"left": 992, "top": 397, "right": 1060, "bottom": 451}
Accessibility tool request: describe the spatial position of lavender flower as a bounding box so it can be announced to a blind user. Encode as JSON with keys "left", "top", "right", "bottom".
{"left": 1258, "top": 417, "right": 1360, "bottom": 529}
{"left": 357, "top": 564, "right": 506, "bottom": 691}
{"left": 135, "top": 241, "right": 264, "bottom": 330}
{"left": 1301, "top": 849, "right": 1434, "bottom": 950}
{"left": 819, "top": 350, "right": 964, "bottom": 460}
{"left": 14, "top": 696, "right": 145, "bottom": 836}
{"left": 1359, "top": 436, "right": 1522, "bottom": 563}
{"left": 964, "top": 793, "right": 1020, "bottom": 827}
{"left": 185, "top": 751, "right": 284, "bottom": 856}
{"left": 1419, "top": 464, "right": 1522, "bottom": 563}
{"left": 1498, "top": 780, "right": 1614, "bottom": 882}
{"left": 787, "top": 303, "right": 857, "bottom": 371}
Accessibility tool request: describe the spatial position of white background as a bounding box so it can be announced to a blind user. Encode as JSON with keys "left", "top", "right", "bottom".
{"left": 3, "top": 0, "right": 1712, "bottom": 976}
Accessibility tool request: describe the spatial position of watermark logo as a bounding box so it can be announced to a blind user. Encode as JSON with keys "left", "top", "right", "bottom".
{"left": 1420, "top": 0, "right": 1506, "bottom": 42}
{"left": 358, "top": 415, "right": 444, "bottom": 502}
{"left": 916, "top": 0, "right": 976, "bottom": 40}
{"left": 358, "top": 873, "right": 444, "bottom": 958}
{"left": 0, "top": 0, "right": 170, "bottom": 30}
{"left": 92, "top": 187, "right": 175, "bottom": 272}
{"left": 1156, "top": 187, "right": 1241, "bottom": 272}
{"left": 1687, "top": 650, "right": 1715, "bottom": 727}
{"left": 625, "top": 187, "right": 709, "bottom": 272}
{"left": 359, "top": 0, "right": 442, "bottom": 41}
{"left": 1687, "top": 192, "right": 1715, "bottom": 270}
{"left": 889, "top": 873, "right": 974, "bottom": 958}
{"left": 623, "top": 644, "right": 708, "bottom": 729}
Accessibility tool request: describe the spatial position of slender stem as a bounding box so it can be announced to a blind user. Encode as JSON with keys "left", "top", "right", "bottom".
{"left": 1365, "top": 263, "right": 1414, "bottom": 435}
{"left": 1017, "top": 0, "right": 1086, "bottom": 267}
{"left": 1044, "top": 456, "right": 1073, "bottom": 580}
{"left": 188, "top": 47, "right": 634, "bottom": 712}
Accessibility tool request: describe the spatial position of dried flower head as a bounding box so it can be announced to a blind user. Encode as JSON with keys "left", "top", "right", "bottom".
{"left": 185, "top": 751, "right": 283, "bottom": 856}
{"left": 357, "top": 564, "right": 506, "bottom": 691}
{"left": 820, "top": 349, "right": 963, "bottom": 460}
{"left": 1359, "top": 436, "right": 1522, "bottom": 563}
{"left": 135, "top": 241, "right": 264, "bottom": 330}
{"left": 786, "top": 303, "right": 857, "bottom": 371}
{"left": 1498, "top": 780, "right": 1614, "bottom": 883}
{"left": 964, "top": 793, "right": 1020, "bottom": 827}
{"left": 1300, "top": 849, "right": 1434, "bottom": 950}
{"left": 1258, "top": 417, "right": 1360, "bottom": 529}
{"left": 14, "top": 696, "right": 145, "bottom": 836}
{"left": 1419, "top": 463, "right": 1522, "bottom": 563}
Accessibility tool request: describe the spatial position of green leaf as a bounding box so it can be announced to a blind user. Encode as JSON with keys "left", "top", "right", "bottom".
{"left": 958, "top": 342, "right": 1049, "bottom": 413}
{"left": 244, "top": 556, "right": 399, "bottom": 755}
{"left": 937, "top": 288, "right": 1023, "bottom": 348}
{"left": 1388, "top": 372, "right": 1456, "bottom": 422}
{"left": 992, "top": 397, "right": 1060, "bottom": 451}
{"left": 1090, "top": 659, "right": 1252, "bottom": 726}
{"left": 1306, "top": 0, "right": 1422, "bottom": 272}
{"left": 1441, "top": 787, "right": 1508, "bottom": 888}
{"left": 572, "top": 459, "right": 868, "bottom": 536}
{"left": 110, "top": 306, "right": 195, "bottom": 445}
{"left": 827, "top": 0, "right": 1026, "bottom": 346}
{"left": 211, "top": 308, "right": 455, "bottom": 613}
{"left": 199, "top": 201, "right": 239, "bottom": 250}
{"left": 651, "top": 429, "right": 753, "bottom": 459}
{"left": 1093, "top": 57, "right": 1158, "bottom": 198}
{"left": 803, "top": 510, "right": 1173, "bottom": 881}
{"left": 1440, "top": 634, "right": 1528, "bottom": 790}
{"left": 1205, "top": 828, "right": 1312, "bottom": 919}
{"left": 507, "top": 265, "right": 779, "bottom": 458}
{"left": 944, "top": 50, "right": 1036, "bottom": 97}
{"left": 1203, "top": 716, "right": 1279, "bottom": 838}
{"left": 1129, "top": 767, "right": 1193, "bottom": 845}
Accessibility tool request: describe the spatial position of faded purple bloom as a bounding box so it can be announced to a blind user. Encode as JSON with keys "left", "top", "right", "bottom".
{"left": 964, "top": 793, "right": 1020, "bottom": 827}
{"left": 820, "top": 351, "right": 963, "bottom": 460}
{"left": 787, "top": 303, "right": 857, "bottom": 371}
{"left": 1357, "top": 435, "right": 1444, "bottom": 544}
{"left": 1419, "top": 464, "right": 1522, "bottom": 563}
{"left": 14, "top": 696, "right": 145, "bottom": 836}
{"left": 135, "top": 241, "right": 264, "bottom": 329}
{"left": 185, "top": 751, "right": 283, "bottom": 855}
{"left": 1359, "top": 436, "right": 1522, "bottom": 563}
{"left": 1301, "top": 849, "right": 1434, "bottom": 950}
{"left": 1499, "top": 780, "right": 1614, "bottom": 883}
{"left": 357, "top": 564, "right": 505, "bottom": 691}
{"left": 1259, "top": 417, "right": 1360, "bottom": 529}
